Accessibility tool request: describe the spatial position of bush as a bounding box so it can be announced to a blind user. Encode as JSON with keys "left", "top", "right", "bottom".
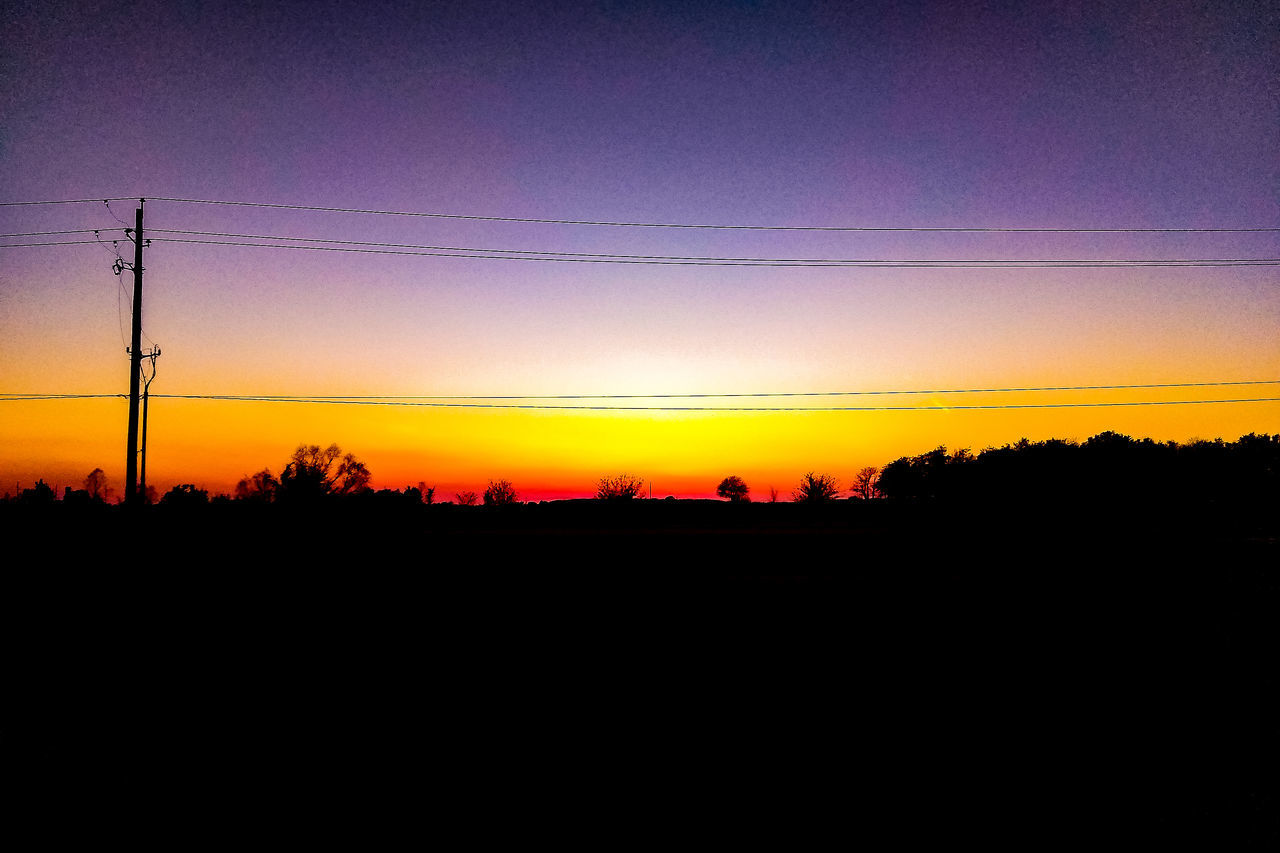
{"left": 792, "top": 472, "right": 840, "bottom": 503}
{"left": 483, "top": 479, "right": 519, "bottom": 506}
{"left": 596, "top": 474, "right": 643, "bottom": 500}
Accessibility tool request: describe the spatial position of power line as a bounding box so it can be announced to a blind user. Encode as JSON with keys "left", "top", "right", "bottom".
{"left": 0, "top": 240, "right": 111, "bottom": 247}
{"left": 103, "top": 200, "right": 132, "bottom": 228}
{"left": 0, "top": 394, "right": 124, "bottom": 400}
{"left": 145, "top": 229, "right": 1280, "bottom": 266}
{"left": 4, "top": 194, "right": 1277, "bottom": 231}
{"left": 147, "top": 237, "right": 1280, "bottom": 267}
{"left": 5, "top": 379, "right": 1277, "bottom": 400}
{"left": 8, "top": 228, "right": 1273, "bottom": 264}
{"left": 89, "top": 379, "right": 1280, "bottom": 400}
{"left": 0, "top": 229, "right": 126, "bottom": 238}
{"left": 0, "top": 197, "right": 139, "bottom": 207}
{"left": 106, "top": 393, "right": 1280, "bottom": 410}
{"left": 145, "top": 196, "right": 1280, "bottom": 233}
{"left": 4, "top": 392, "right": 1278, "bottom": 411}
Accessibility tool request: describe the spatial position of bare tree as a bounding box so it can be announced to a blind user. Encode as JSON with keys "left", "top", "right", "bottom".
{"left": 455, "top": 490, "right": 478, "bottom": 506}
{"left": 417, "top": 481, "right": 436, "bottom": 505}
{"left": 852, "top": 466, "right": 880, "bottom": 500}
{"left": 278, "top": 444, "right": 372, "bottom": 499}
{"left": 596, "top": 474, "right": 643, "bottom": 500}
{"left": 483, "top": 479, "right": 519, "bottom": 506}
{"left": 768, "top": 486, "right": 779, "bottom": 503}
{"left": 716, "top": 475, "right": 750, "bottom": 502}
{"left": 792, "top": 472, "right": 841, "bottom": 503}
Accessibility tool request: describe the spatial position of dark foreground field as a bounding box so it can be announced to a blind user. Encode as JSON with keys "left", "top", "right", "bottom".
{"left": 3, "top": 498, "right": 1276, "bottom": 844}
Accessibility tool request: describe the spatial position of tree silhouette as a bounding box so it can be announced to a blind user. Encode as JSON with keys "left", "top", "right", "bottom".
{"left": 483, "top": 479, "right": 519, "bottom": 506}
{"left": 792, "top": 472, "right": 840, "bottom": 503}
{"left": 278, "top": 444, "right": 371, "bottom": 501}
{"left": 877, "top": 446, "right": 952, "bottom": 500}
{"left": 18, "top": 479, "right": 55, "bottom": 505}
{"left": 83, "top": 468, "right": 110, "bottom": 502}
{"left": 234, "top": 468, "right": 279, "bottom": 502}
{"left": 716, "top": 475, "right": 750, "bottom": 502}
{"left": 596, "top": 474, "right": 643, "bottom": 500}
{"left": 852, "top": 466, "right": 880, "bottom": 500}
{"left": 455, "top": 490, "right": 478, "bottom": 506}
{"left": 160, "top": 484, "right": 209, "bottom": 506}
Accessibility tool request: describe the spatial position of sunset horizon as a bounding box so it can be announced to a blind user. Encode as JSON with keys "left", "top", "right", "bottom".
{"left": 4, "top": 3, "right": 1277, "bottom": 839}
{"left": 4, "top": 1, "right": 1276, "bottom": 501}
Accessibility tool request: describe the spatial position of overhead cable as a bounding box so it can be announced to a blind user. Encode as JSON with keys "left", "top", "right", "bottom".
{"left": 5, "top": 379, "right": 1277, "bottom": 400}
{"left": 0, "top": 197, "right": 139, "bottom": 207}
{"left": 0, "top": 240, "right": 110, "bottom": 248}
{"left": 143, "top": 196, "right": 1280, "bottom": 233}
{"left": 147, "top": 237, "right": 1280, "bottom": 267}
{"left": 145, "top": 229, "right": 1280, "bottom": 266}
{"left": 4, "top": 392, "right": 1278, "bottom": 411}
{"left": 0, "top": 229, "right": 126, "bottom": 238}
{"left": 4, "top": 195, "right": 1276, "bottom": 232}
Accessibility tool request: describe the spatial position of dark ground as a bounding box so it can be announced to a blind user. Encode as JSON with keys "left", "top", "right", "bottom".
{"left": 3, "top": 498, "right": 1276, "bottom": 844}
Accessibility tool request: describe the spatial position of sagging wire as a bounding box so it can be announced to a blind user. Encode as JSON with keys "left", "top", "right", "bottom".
{"left": 96, "top": 227, "right": 132, "bottom": 354}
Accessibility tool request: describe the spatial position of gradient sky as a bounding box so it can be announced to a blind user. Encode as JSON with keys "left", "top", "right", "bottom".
{"left": 2, "top": 0, "right": 1277, "bottom": 500}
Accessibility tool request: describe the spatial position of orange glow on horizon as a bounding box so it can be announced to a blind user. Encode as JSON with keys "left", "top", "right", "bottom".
{"left": 4, "top": 394, "right": 1277, "bottom": 501}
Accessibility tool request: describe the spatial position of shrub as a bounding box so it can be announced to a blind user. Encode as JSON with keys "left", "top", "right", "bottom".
{"left": 483, "top": 479, "right": 519, "bottom": 506}
{"left": 596, "top": 474, "right": 644, "bottom": 500}
{"left": 792, "top": 472, "right": 840, "bottom": 503}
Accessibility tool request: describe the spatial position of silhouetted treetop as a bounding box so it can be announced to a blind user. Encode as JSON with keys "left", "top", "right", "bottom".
{"left": 160, "top": 484, "right": 209, "bottom": 507}
{"left": 793, "top": 472, "right": 840, "bottom": 503}
{"left": 716, "top": 475, "right": 750, "bottom": 502}
{"left": 83, "top": 468, "right": 110, "bottom": 502}
{"left": 278, "top": 444, "right": 371, "bottom": 501}
{"left": 18, "top": 479, "right": 55, "bottom": 505}
{"left": 235, "top": 468, "right": 279, "bottom": 503}
{"left": 483, "top": 479, "right": 519, "bottom": 506}
{"left": 874, "top": 432, "right": 1279, "bottom": 507}
{"left": 852, "top": 466, "right": 880, "bottom": 500}
{"left": 597, "top": 474, "right": 643, "bottom": 501}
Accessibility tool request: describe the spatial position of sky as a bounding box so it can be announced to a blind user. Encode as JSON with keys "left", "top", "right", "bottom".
{"left": 2, "top": 0, "right": 1277, "bottom": 500}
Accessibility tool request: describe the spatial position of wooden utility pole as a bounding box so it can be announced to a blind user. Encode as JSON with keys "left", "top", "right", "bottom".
{"left": 125, "top": 200, "right": 145, "bottom": 505}
{"left": 139, "top": 346, "right": 161, "bottom": 501}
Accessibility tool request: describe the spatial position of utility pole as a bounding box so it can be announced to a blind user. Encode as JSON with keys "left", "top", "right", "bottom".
{"left": 125, "top": 200, "right": 145, "bottom": 506}
{"left": 139, "top": 346, "right": 161, "bottom": 502}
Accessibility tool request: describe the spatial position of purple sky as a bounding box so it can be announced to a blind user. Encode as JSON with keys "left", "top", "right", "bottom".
{"left": 5, "top": 0, "right": 1276, "bottom": 224}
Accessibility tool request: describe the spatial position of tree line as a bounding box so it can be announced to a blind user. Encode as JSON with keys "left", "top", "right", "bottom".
{"left": 7, "top": 432, "right": 1277, "bottom": 508}
{"left": 873, "top": 431, "right": 1279, "bottom": 506}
